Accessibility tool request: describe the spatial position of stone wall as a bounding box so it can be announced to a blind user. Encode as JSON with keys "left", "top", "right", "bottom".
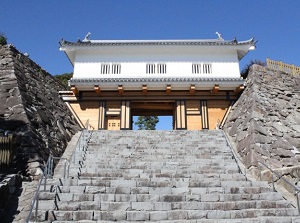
{"left": 0, "top": 44, "right": 80, "bottom": 178}
{"left": 224, "top": 65, "right": 300, "bottom": 182}
{"left": 0, "top": 174, "right": 22, "bottom": 218}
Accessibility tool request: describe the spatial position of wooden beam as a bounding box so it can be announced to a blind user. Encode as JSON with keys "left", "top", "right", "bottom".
{"left": 211, "top": 84, "right": 219, "bottom": 94}
{"left": 235, "top": 85, "right": 245, "bottom": 94}
{"left": 142, "top": 85, "right": 147, "bottom": 94}
{"left": 190, "top": 84, "right": 196, "bottom": 94}
{"left": 118, "top": 85, "right": 124, "bottom": 95}
{"left": 70, "top": 85, "right": 78, "bottom": 95}
{"left": 94, "top": 85, "right": 101, "bottom": 95}
{"left": 166, "top": 85, "right": 171, "bottom": 94}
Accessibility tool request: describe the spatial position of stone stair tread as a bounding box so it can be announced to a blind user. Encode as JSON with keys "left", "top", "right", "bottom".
{"left": 49, "top": 217, "right": 300, "bottom": 223}
{"left": 35, "top": 208, "right": 299, "bottom": 221}
{"left": 38, "top": 191, "right": 288, "bottom": 204}
{"left": 68, "top": 172, "right": 246, "bottom": 178}
{"left": 39, "top": 185, "right": 272, "bottom": 198}
{"left": 40, "top": 199, "right": 291, "bottom": 211}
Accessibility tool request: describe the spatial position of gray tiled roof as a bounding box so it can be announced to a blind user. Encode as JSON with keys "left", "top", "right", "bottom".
{"left": 60, "top": 38, "right": 255, "bottom": 47}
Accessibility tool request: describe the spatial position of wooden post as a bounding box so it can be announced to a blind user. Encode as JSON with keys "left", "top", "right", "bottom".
{"left": 98, "top": 101, "right": 106, "bottom": 130}
{"left": 266, "top": 58, "right": 270, "bottom": 69}
{"left": 120, "top": 101, "right": 130, "bottom": 130}
{"left": 279, "top": 61, "right": 283, "bottom": 72}
{"left": 200, "top": 100, "right": 209, "bottom": 130}
{"left": 175, "top": 101, "right": 186, "bottom": 130}
{"left": 292, "top": 64, "right": 295, "bottom": 75}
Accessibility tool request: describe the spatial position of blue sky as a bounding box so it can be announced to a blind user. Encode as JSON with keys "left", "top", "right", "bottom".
{"left": 1, "top": 1, "right": 300, "bottom": 129}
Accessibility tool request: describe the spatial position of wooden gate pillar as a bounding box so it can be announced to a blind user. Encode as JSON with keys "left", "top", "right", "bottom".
{"left": 201, "top": 100, "right": 209, "bottom": 129}
{"left": 98, "top": 101, "right": 106, "bottom": 130}
{"left": 175, "top": 100, "right": 187, "bottom": 130}
{"left": 120, "top": 101, "right": 131, "bottom": 130}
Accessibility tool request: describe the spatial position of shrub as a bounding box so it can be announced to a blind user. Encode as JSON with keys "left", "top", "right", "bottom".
{"left": 241, "top": 60, "right": 266, "bottom": 79}
{"left": 0, "top": 32, "right": 7, "bottom": 46}
{"left": 54, "top": 72, "right": 73, "bottom": 89}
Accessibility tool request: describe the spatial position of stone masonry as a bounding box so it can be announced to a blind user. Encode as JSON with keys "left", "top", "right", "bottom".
{"left": 224, "top": 64, "right": 300, "bottom": 185}
{"left": 0, "top": 44, "right": 80, "bottom": 177}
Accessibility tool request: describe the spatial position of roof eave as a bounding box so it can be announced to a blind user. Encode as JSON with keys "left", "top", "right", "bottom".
{"left": 59, "top": 38, "right": 256, "bottom": 47}
{"left": 237, "top": 40, "right": 257, "bottom": 60}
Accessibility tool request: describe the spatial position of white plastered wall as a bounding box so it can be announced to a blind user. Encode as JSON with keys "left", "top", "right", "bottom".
{"left": 72, "top": 46, "right": 241, "bottom": 79}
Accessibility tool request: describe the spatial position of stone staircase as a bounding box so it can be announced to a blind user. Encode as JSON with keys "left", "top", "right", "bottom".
{"left": 33, "top": 130, "right": 300, "bottom": 222}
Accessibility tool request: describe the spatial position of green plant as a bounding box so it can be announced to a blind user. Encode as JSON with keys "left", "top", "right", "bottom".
{"left": 54, "top": 72, "right": 73, "bottom": 88}
{"left": 0, "top": 32, "right": 7, "bottom": 46}
{"left": 135, "top": 116, "right": 159, "bottom": 130}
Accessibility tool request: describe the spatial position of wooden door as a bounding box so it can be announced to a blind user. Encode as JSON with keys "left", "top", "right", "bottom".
{"left": 107, "top": 117, "right": 120, "bottom": 130}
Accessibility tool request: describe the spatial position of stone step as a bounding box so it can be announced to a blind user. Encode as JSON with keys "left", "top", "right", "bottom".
{"left": 40, "top": 186, "right": 274, "bottom": 201}
{"left": 74, "top": 160, "right": 237, "bottom": 168}
{"left": 77, "top": 159, "right": 234, "bottom": 164}
{"left": 39, "top": 190, "right": 283, "bottom": 203}
{"left": 88, "top": 141, "right": 228, "bottom": 145}
{"left": 90, "top": 142, "right": 226, "bottom": 145}
{"left": 76, "top": 158, "right": 234, "bottom": 164}
{"left": 87, "top": 142, "right": 228, "bottom": 146}
{"left": 88, "top": 140, "right": 227, "bottom": 144}
{"left": 43, "top": 178, "right": 258, "bottom": 189}
{"left": 40, "top": 184, "right": 271, "bottom": 197}
{"left": 37, "top": 199, "right": 291, "bottom": 211}
{"left": 88, "top": 142, "right": 228, "bottom": 146}
{"left": 81, "top": 150, "right": 231, "bottom": 156}
{"left": 68, "top": 167, "right": 241, "bottom": 177}
{"left": 50, "top": 217, "right": 300, "bottom": 223}
{"left": 64, "top": 173, "right": 247, "bottom": 181}
{"left": 80, "top": 151, "right": 233, "bottom": 156}
{"left": 34, "top": 208, "right": 299, "bottom": 221}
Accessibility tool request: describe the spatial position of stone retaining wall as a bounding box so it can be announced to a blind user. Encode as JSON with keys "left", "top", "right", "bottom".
{"left": 0, "top": 174, "right": 22, "bottom": 219}
{"left": 0, "top": 44, "right": 80, "bottom": 178}
{"left": 224, "top": 64, "right": 300, "bottom": 184}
